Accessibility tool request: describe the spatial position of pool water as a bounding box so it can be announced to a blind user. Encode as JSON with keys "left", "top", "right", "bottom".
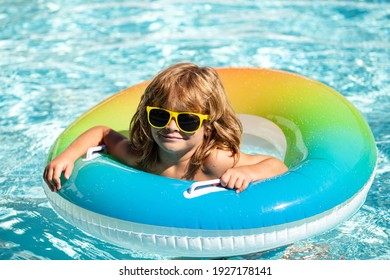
{"left": 0, "top": 0, "right": 389, "bottom": 260}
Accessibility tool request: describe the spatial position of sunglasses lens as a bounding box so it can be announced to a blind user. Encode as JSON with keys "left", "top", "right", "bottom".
{"left": 177, "top": 113, "right": 201, "bottom": 132}
{"left": 149, "top": 109, "right": 170, "bottom": 127}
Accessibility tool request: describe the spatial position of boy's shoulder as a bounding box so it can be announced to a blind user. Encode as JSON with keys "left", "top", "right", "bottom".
{"left": 202, "top": 148, "right": 236, "bottom": 177}
{"left": 110, "top": 138, "right": 142, "bottom": 167}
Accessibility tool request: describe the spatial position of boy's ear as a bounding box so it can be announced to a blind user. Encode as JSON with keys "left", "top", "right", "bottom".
{"left": 204, "top": 125, "right": 212, "bottom": 138}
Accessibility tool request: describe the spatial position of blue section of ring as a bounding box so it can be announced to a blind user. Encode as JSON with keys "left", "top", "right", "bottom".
{"left": 58, "top": 146, "right": 375, "bottom": 230}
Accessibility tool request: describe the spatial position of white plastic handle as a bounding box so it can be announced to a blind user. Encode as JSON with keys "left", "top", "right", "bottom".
{"left": 83, "top": 145, "right": 107, "bottom": 161}
{"left": 189, "top": 178, "right": 221, "bottom": 194}
{"left": 184, "top": 179, "right": 226, "bottom": 199}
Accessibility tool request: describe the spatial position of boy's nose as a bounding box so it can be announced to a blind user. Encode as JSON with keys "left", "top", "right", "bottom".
{"left": 165, "top": 118, "right": 179, "bottom": 131}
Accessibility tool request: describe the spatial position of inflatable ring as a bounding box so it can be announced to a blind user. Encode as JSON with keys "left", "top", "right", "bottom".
{"left": 43, "top": 68, "right": 377, "bottom": 257}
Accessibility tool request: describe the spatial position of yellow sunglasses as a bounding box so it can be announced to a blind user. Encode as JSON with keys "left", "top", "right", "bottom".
{"left": 146, "top": 106, "right": 210, "bottom": 133}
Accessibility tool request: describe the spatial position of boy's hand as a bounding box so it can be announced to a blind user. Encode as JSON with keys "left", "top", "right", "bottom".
{"left": 43, "top": 155, "right": 74, "bottom": 192}
{"left": 220, "top": 166, "right": 254, "bottom": 193}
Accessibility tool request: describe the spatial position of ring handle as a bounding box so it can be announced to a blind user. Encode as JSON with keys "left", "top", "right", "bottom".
{"left": 184, "top": 179, "right": 226, "bottom": 199}
{"left": 83, "top": 145, "right": 107, "bottom": 161}
{"left": 189, "top": 179, "right": 221, "bottom": 194}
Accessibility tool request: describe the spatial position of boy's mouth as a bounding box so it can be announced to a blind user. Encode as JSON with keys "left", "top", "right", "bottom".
{"left": 159, "top": 133, "right": 184, "bottom": 140}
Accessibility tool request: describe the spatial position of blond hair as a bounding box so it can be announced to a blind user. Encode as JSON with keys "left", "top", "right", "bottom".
{"left": 129, "top": 62, "right": 242, "bottom": 179}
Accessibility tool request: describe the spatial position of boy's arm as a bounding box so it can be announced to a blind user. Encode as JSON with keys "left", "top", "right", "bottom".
{"left": 221, "top": 153, "right": 288, "bottom": 193}
{"left": 43, "top": 126, "right": 127, "bottom": 192}
{"left": 205, "top": 150, "right": 287, "bottom": 193}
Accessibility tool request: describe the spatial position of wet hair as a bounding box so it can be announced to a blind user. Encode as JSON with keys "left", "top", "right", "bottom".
{"left": 129, "top": 62, "right": 242, "bottom": 179}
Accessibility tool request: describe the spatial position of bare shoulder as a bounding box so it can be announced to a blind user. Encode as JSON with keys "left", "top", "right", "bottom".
{"left": 203, "top": 149, "right": 275, "bottom": 176}
{"left": 236, "top": 152, "right": 272, "bottom": 166}
{"left": 107, "top": 137, "right": 141, "bottom": 167}
{"left": 203, "top": 148, "right": 237, "bottom": 177}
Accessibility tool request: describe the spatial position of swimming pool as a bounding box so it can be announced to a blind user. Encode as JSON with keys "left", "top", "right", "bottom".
{"left": 0, "top": 0, "right": 389, "bottom": 260}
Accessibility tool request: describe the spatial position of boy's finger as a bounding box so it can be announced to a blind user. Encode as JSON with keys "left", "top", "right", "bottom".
{"left": 52, "top": 165, "right": 64, "bottom": 191}
{"left": 64, "top": 164, "right": 74, "bottom": 180}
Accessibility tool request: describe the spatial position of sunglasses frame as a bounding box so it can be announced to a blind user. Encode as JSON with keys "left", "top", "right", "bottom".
{"left": 146, "top": 106, "right": 210, "bottom": 133}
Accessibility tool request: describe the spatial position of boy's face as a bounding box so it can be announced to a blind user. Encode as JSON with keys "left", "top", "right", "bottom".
{"left": 151, "top": 117, "right": 205, "bottom": 159}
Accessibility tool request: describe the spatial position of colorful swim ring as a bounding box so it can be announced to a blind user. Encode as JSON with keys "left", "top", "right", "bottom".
{"left": 43, "top": 68, "right": 377, "bottom": 257}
